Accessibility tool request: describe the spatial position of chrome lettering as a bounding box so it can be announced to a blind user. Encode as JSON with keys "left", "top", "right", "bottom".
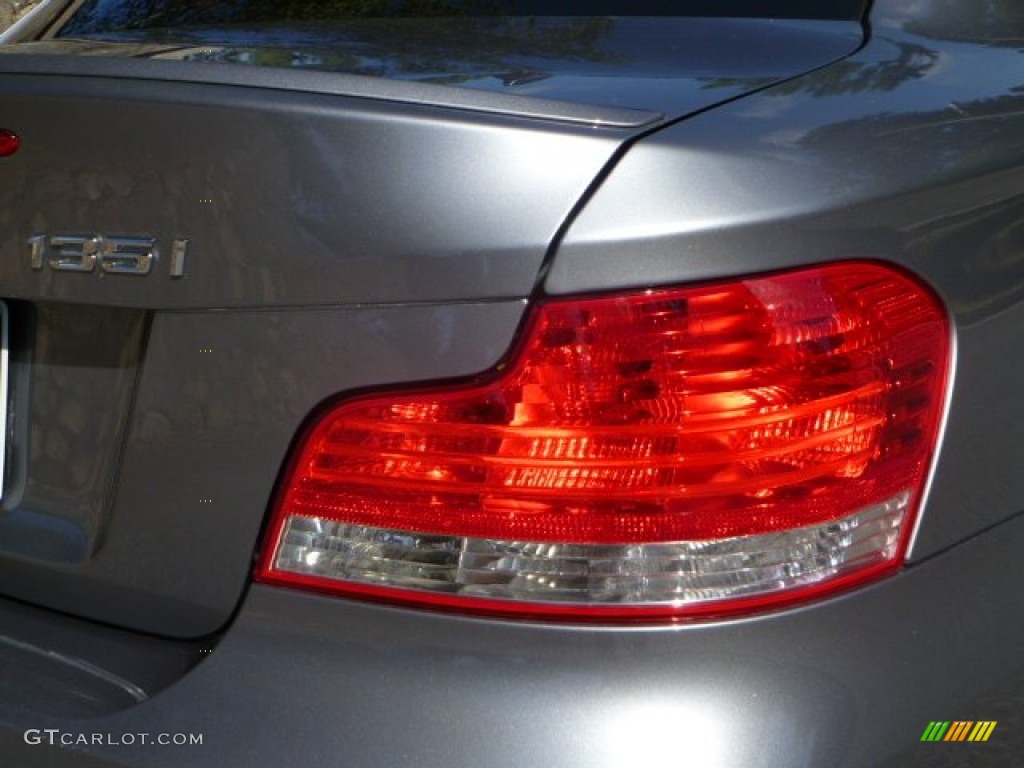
{"left": 48, "top": 234, "right": 100, "bottom": 273}
{"left": 99, "top": 236, "right": 157, "bottom": 276}
{"left": 28, "top": 233, "right": 188, "bottom": 278}
{"left": 169, "top": 238, "right": 188, "bottom": 278}
{"left": 27, "top": 234, "right": 46, "bottom": 270}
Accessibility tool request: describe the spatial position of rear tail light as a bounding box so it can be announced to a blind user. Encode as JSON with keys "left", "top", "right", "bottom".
{"left": 0, "top": 130, "right": 19, "bottom": 157}
{"left": 256, "top": 262, "right": 950, "bottom": 621}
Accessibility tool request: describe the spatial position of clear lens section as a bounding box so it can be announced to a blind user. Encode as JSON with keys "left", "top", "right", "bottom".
{"left": 271, "top": 491, "right": 909, "bottom": 613}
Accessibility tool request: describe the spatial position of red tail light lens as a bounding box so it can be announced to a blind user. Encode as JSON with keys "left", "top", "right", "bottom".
{"left": 0, "top": 130, "right": 19, "bottom": 157}
{"left": 257, "top": 262, "right": 950, "bottom": 621}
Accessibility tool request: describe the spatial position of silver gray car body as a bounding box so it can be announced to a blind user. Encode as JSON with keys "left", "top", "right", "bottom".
{"left": 0, "top": 0, "right": 1021, "bottom": 765}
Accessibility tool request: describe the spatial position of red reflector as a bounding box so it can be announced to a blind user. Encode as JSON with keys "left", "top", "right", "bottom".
{"left": 0, "top": 130, "right": 19, "bottom": 157}
{"left": 257, "top": 262, "right": 950, "bottom": 621}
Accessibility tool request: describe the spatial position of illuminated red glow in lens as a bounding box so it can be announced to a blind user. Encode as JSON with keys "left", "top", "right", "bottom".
{"left": 0, "top": 130, "right": 19, "bottom": 157}
{"left": 258, "top": 261, "right": 950, "bottom": 619}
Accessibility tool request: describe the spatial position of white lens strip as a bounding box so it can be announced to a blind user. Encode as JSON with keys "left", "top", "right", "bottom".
{"left": 272, "top": 491, "right": 910, "bottom": 608}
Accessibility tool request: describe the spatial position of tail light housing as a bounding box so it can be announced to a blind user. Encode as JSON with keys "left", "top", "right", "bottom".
{"left": 256, "top": 262, "right": 950, "bottom": 621}
{"left": 0, "top": 130, "right": 19, "bottom": 157}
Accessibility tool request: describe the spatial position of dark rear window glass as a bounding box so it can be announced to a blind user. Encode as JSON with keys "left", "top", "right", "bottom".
{"left": 58, "top": 0, "right": 865, "bottom": 37}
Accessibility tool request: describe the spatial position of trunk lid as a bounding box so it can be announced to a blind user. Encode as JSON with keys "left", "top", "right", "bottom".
{"left": 0, "top": 11, "right": 865, "bottom": 637}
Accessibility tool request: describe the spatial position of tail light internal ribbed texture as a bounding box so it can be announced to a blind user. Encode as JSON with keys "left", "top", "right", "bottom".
{"left": 257, "top": 262, "right": 950, "bottom": 621}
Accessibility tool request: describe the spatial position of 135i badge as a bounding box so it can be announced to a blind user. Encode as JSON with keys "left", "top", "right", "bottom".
{"left": 27, "top": 234, "right": 188, "bottom": 278}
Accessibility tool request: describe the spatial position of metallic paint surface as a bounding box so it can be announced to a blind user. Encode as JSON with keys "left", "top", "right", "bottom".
{"left": 0, "top": 76, "right": 622, "bottom": 309}
{"left": 549, "top": 0, "right": 1024, "bottom": 562}
{"left": 0, "top": 1, "right": 1022, "bottom": 766}
{"left": 3, "top": 17, "right": 862, "bottom": 120}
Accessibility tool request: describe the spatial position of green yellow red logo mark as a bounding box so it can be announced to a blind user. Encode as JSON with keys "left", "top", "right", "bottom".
{"left": 921, "top": 721, "right": 997, "bottom": 742}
